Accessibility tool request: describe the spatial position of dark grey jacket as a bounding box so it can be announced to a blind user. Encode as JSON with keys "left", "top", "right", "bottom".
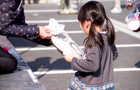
{"left": 71, "top": 32, "right": 118, "bottom": 85}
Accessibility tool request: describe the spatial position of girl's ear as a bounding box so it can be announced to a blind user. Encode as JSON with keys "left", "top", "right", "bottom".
{"left": 85, "top": 20, "right": 91, "bottom": 31}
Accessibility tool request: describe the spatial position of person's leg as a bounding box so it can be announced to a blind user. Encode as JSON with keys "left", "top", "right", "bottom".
{"left": 60, "top": 0, "right": 77, "bottom": 14}
{"left": 66, "top": 0, "right": 78, "bottom": 14}
{"left": 0, "top": 46, "right": 17, "bottom": 74}
{"left": 60, "top": 0, "right": 65, "bottom": 10}
{"left": 115, "top": 0, "right": 121, "bottom": 9}
{"left": 28, "top": 0, "right": 31, "bottom": 4}
{"left": 111, "top": 0, "right": 122, "bottom": 13}
{"left": 0, "top": 56, "right": 17, "bottom": 74}
{"left": 65, "top": 0, "right": 70, "bottom": 9}
{"left": 60, "top": 0, "right": 70, "bottom": 14}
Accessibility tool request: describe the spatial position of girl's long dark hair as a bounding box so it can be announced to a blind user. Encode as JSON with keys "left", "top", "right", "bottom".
{"left": 78, "top": 1, "right": 115, "bottom": 50}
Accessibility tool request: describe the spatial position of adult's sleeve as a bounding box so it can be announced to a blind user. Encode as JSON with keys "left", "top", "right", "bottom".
{"left": 0, "top": 1, "right": 39, "bottom": 38}
{"left": 0, "top": 3, "right": 51, "bottom": 46}
{"left": 71, "top": 45, "right": 100, "bottom": 73}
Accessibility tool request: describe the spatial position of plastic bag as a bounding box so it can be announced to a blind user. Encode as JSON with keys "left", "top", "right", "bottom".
{"left": 45, "top": 18, "right": 86, "bottom": 59}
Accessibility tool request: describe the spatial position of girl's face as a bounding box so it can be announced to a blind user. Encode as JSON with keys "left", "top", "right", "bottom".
{"left": 80, "top": 20, "right": 91, "bottom": 35}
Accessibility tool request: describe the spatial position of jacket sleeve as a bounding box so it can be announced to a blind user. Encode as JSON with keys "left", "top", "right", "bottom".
{"left": 71, "top": 45, "right": 100, "bottom": 73}
{"left": 0, "top": 1, "right": 51, "bottom": 46}
{"left": 0, "top": 7, "right": 39, "bottom": 39}
{"left": 112, "top": 44, "right": 118, "bottom": 60}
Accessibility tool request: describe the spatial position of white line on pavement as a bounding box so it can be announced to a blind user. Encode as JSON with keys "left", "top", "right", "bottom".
{"left": 116, "top": 44, "right": 140, "bottom": 47}
{"left": 15, "top": 46, "right": 83, "bottom": 51}
{"left": 66, "top": 31, "right": 83, "bottom": 34}
{"left": 34, "top": 70, "right": 75, "bottom": 75}
{"left": 70, "top": 0, "right": 115, "bottom": 3}
{"left": 26, "top": 18, "right": 140, "bottom": 39}
{"left": 110, "top": 18, "right": 140, "bottom": 40}
{"left": 15, "top": 44, "right": 140, "bottom": 51}
{"left": 66, "top": 30, "right": 118, "bottom": 33}
{"left": 27, "top": 69, "right": 39, "bottom": 83}
{"left": 34, "top": 68, "right": 140, "bottom": 75}
{"left": 114, "top": 68, "right": 140, "bottom": 72}
{"left": 26, "top": 20, "right": 78, "bottom": 23}
{"left": 25, "top": 9, "right": 59, "bottom": 13}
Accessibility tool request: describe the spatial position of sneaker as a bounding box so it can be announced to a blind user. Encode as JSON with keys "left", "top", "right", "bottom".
{"left": 69, "top": 8, "right": 78, "bottom": 14}
{"left": 110, "top": 7, "right": 122, "bottom": 13}
{"left": 60, "top": 9, "right": 70, "bottom": 14}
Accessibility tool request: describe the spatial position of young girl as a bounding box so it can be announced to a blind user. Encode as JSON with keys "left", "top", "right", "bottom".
{"left": 63, "top": 1, "right": 118, "bottom": 90}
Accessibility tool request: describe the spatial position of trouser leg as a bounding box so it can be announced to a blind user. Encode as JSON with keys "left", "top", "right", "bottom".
{"left": 0, "top": 46, "right": 17, "bottom": 74}
{"left": 61, "top": 0, "right": 65, "bottom": 10}
{"left": 115, "top": 0, "right": 121, "bottom": 9}
{"left": 65, "top": 0, "right": 70, "bottom": 9}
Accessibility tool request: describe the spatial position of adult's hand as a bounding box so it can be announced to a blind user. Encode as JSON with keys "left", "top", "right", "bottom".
{"left": 39, "top": 26, "right": 53, "bottom": 39}
{"left": 126, "top": 2, "right": 133, "bottom": 10}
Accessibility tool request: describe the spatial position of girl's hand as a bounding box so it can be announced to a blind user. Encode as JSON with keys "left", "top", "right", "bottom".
{"left": 126, "top": 2, "right": 133, "bottom": 10}
{"left": 63, "top": 50, "right": 74, "bottom": 63}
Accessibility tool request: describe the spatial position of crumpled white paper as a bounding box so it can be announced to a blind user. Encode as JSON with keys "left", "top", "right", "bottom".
{"left": 45, "top": 18, "right": 86, "bottom": 59}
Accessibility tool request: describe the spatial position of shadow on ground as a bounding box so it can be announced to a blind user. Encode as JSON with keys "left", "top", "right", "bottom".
{"left": 27, "top": 57, "right": 71, "bottom": 79}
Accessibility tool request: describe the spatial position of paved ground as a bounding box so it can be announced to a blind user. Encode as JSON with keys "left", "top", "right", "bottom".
{"left": 8, "top": 0, "right": 140, "bottom": 90}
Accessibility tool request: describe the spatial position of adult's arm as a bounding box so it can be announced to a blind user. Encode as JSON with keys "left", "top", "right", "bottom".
{"left": 0, "top": 1, "right": 39, "bottom": 38}
{"left": 0, "top": 1, "right": 52, "bottom": 46}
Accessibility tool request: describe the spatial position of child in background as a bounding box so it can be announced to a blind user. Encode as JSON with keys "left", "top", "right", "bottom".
{"left": 63, "top": 1, "right": 118, "bottom": 90}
